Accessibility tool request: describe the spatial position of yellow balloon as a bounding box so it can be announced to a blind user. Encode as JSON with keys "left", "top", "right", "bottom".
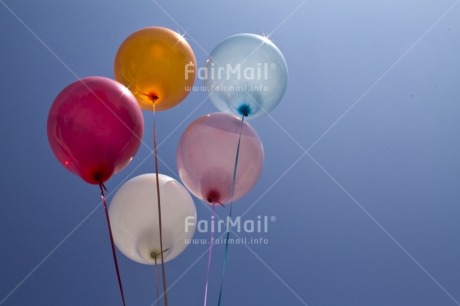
{"left": 114, "top": 27, "right": 196, "bottom": 111}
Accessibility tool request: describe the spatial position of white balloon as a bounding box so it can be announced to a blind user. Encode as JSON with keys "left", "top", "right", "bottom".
{"left": 109, "top": 173, "right": 196, "bottom": 264}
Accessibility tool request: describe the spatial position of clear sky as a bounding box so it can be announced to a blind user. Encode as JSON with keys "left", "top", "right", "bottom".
{"left": 1, "top": 0, "right": 460, "bottom": 305}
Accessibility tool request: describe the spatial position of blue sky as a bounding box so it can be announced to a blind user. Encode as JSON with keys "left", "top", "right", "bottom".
{"left": 1, "top": 0, "right": 460, "bottom": 305}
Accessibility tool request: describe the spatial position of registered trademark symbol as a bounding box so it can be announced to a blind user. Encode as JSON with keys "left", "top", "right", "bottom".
{"left": 270, "top": 216, "right": 276, "bottom": 222}
{"left": 270, "top": 63, "right": 276, "bottom": 69}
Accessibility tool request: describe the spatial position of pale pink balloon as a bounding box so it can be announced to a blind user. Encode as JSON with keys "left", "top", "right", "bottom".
{"left": 176, "top": 113, "right": 264, "bottom": 205}
{"left": 47, "top": 76, "right": 144, "bottom": 184}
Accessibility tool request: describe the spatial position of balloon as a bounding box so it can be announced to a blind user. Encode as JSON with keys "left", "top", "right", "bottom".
{"left": 205, "top": 33, "right": 288, "bottom": 119}
{"left": 109, "top": 173, "right": 196, "bottom": 264}
{"left": 47, "top": 76, "right": 144, "bottom": 184}
{"left": 114, "top": 27, "right": 196, "bottom": 111}
{"left": 177, "top": 113, "right": 264, "bottom": 205}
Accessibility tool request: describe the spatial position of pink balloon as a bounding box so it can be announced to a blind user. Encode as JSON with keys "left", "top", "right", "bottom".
{"left": 47, "top": 76, "right": 144, "bottom": 184}
{"left": 177, "top": 113, "right": 264, "bottom": 205}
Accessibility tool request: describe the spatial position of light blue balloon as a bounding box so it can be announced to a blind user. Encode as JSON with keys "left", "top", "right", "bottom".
{"left": 205, "top": 34, "right": 288, "bottom": 119}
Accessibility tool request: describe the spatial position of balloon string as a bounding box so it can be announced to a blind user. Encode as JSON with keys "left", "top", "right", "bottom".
{"left": 153, "top": 257, "right": 161, "bottom": 306}
{"left": 204, "top": 203, "right": 216, "bottom": 306}
{"left": 153, "top": 105, "right": 168, "bottom": 306}
{"left": 217, "top": 115, "right": 245, "bottom": 306}
{"left": 99, "top": 183, "right": 127, "bottom": 306}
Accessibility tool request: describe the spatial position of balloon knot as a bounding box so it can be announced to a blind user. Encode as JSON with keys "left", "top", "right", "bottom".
{"left": 237, "top": 104, "right": 251, "bottom": 117}
{"left": 207, "top": 190, "right": 221, "bottom": 204}
{"left": 150, "top": 248, "right": 169, "bottom": 259}
{"left": 94, "top": 173, "right": 107, "bottom": 189}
